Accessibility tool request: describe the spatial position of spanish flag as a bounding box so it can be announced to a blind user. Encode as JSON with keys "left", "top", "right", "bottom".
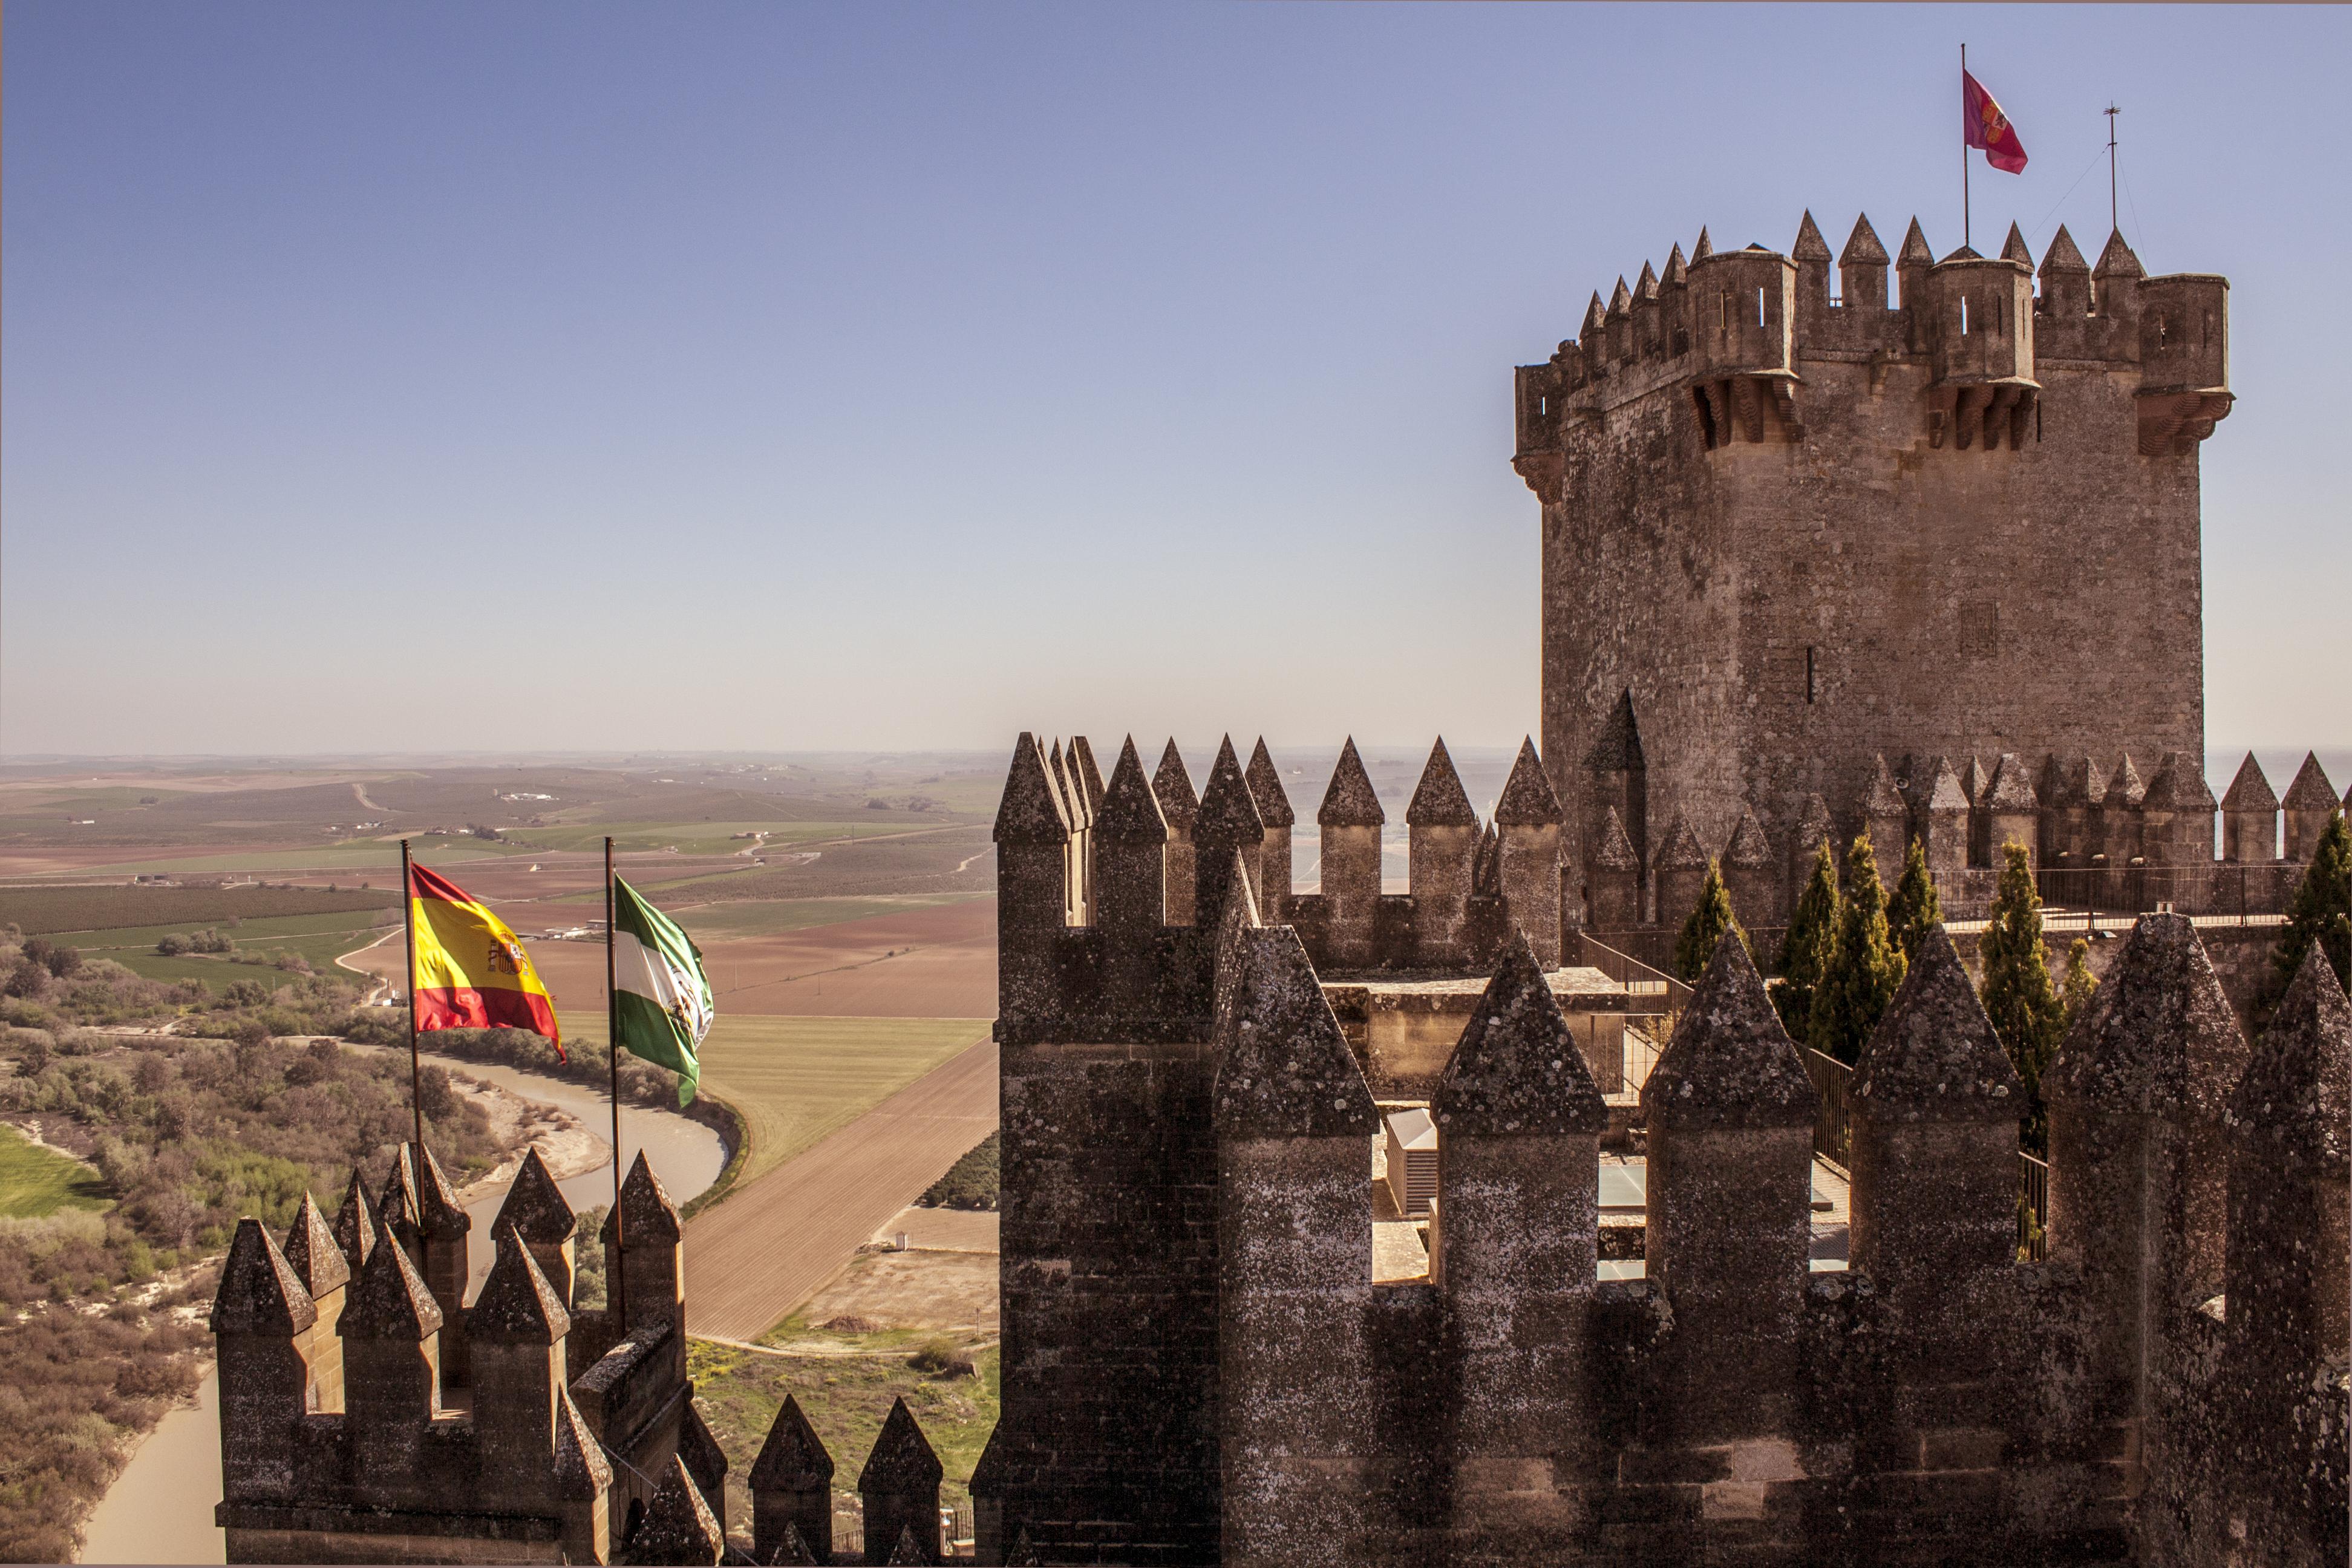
{"left": 408, "top": 861, "right": 563, "bottom": 1054}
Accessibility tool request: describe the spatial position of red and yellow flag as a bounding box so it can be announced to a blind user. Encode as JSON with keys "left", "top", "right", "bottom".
{"left": 408, "top": 862, "right": 563, "bottom": 1055}
{"left": 1962, "top": 68, "right": 2028, "bottom": 175}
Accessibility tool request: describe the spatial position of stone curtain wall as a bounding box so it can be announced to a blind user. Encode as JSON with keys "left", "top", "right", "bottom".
{"left": 982, "top": 735, "right": 2348, "bottom": 1567}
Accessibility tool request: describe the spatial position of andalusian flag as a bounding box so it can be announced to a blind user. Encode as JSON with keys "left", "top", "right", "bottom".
{"left": 408, "top": 862, "right": 563, "bottom": 1053}
{"left": 611, "top": 876, "right": 713, "bottom": 1106}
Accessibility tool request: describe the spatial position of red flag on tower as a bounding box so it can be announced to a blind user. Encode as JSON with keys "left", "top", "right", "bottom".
{"left": 1963, "top": 68, "right": 2028, "bottom": 174}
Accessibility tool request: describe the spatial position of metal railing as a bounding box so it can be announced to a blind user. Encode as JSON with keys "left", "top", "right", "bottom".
{"left": 1803, "top": 1049, "right": 1854, "bottom": 1172}
{"left": 1802, "top": 1047, "right": 2053, "bottom": 1262}
{"left": 1576, "top": 931, "right": 1696, "bottom": 1011}
{"left": 2017, "top": 1151, "right": 2050, "bottom": 1261}
{"left": 2020, "top": 861, "right": 2301, "bottom": 927}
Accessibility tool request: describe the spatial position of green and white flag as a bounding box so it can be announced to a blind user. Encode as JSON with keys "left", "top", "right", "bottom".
{"left": 611, "top": 875, "right": 714, "bottom": 1106}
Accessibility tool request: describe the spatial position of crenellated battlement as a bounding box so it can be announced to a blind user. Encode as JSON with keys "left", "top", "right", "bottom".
{"left": 993, "top": 731, "right": 1578, "bottom": 1048}
{"left": 986, "top": 759, "right": 2352, "bottom": 1568}
{"left": 211, "top": 1143, "right": 983, "bottom": 1564}
{"left": 1513, "top": 211, "right": 2229, "bottom": 497}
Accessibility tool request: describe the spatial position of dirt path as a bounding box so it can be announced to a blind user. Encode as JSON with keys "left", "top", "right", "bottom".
{"left": 682, "top": 1038, "right": 998, "bottom": 1342}
{"left": 349, "top": 782, "right": 388, "bottom": 814}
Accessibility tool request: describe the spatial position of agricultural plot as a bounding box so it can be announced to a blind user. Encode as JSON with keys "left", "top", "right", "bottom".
{"left": 502, "top": 820, "right": 882, "bottom": 858}
{"left": 0, "top": 883, "right": 397, "bottom": 936}
{"left": 664, "top": 894, "right": 988, "bottom": 942}
{"left": 0, "top": 1126, "right": 110, "bottom": 1220}
{"left": 645, "top": 826, "right": 995, "bottom": 906}
{"left": 553, "top": 1014, "right": 991, "bottom": 1190}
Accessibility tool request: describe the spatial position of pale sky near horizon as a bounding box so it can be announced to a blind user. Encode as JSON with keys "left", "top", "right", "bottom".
{"left": 5, "top": 4, "right": 2347, "bottom": 759}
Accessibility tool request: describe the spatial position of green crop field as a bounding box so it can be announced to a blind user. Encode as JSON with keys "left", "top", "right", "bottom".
{"left": 558, "top": 1014, "right": 990, "bottom": 1191}
{"left": 0, "top": 1126, "right": 111, "bottom": 1220}
{"left": 55, "top": 835, "right": 525, "bottom": 878}
{"left": 0, "top": 883, "right": 399, "bottom": 936}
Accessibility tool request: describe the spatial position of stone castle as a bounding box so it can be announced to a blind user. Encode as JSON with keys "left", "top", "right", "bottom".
{"left": 207, "top": 209, "right": 2350, "bottom": 1565}
{"left": 1512, "top": 212, "right": 2267, "bottom": 927}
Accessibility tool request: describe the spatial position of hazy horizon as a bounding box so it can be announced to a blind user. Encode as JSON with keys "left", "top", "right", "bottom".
{"left": 7, "top": 4, "right": 2348, "bottom": 758}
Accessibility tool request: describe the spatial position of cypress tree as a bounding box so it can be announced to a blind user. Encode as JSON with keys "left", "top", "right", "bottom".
{"left": 1979, "top": 840, "right": 2065, "bottom": 1152}
{"left": 2274, "top": 809, "right": 2351, "bottom": 993}
{"left": 1774, "top": 841, "right": 1840, "bottom": 1041}
{"left": 1885, "top": 835, "right": 1942, "bottom": 964}
{"left": 1674, "top": 858, "right": 1748, "bottom": 982}
{"left": 1809, "top": 834, "right": 1906, "bottom": 1065}
{"left": 2059, "top": 936, "right": 2098, "bottom": 1032}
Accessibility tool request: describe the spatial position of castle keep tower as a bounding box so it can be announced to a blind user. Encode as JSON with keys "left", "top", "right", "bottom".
{"left": 1514, "top": 214, "right": 2230, "bottom": 906}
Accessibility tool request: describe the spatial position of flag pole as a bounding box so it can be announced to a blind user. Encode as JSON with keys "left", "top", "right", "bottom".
{"left": 606, "top": 835, "right": 625, "bottom": 1319}
{"left": 1961, "top": 44, "right": 1971, "bottom": 253}
{"left": 401, "top": 838, "right": 423, "bottom": 1154}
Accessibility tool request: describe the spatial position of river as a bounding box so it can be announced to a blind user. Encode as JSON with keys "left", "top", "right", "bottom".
{"left": 77, "top": 1054, "right": 727, "bottom": 1565}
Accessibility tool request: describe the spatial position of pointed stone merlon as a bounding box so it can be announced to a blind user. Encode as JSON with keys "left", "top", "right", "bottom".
{"left": 860, "top": 1397, "right": 944, "bottom": 1565}
{"left": 279, "top": 1191, "right": 348, "bottom": 1414}
{"left": 1316, "top": 737, "right": 1385, "bottom": 968}
{"left": 632, "top": 1453, "right": 724, "bottom": 1565}
{"left": 1406, "top": 738, "right": 1480, "bottom": 964}
{"left": 2045, "top": 913, "right": 2248, "bottom": 1410}
{"left": 601, "top": 1150, "right": 685, "bottom": 1337}
{"left": 468, "top": 1226, "right": 575, "bottom": 1509}
{"left": 2138, "top": 751, "right": 2218, "bottom": 868}
{"left": 1244, "top": 739, "right": 1295, "bottom": 923}
{"left": 2281, "top": 753, "right": 2341, "bottom": 863}
{"left": 751, "top": 1393, "right": 835, "bottom": 1565}
{"left": 1153, "top": 739, "right": 1201, "bottom": 925}
{"left": 1921, "top": 759, "right": 1971, "bottom": 877}
{"left": 211, "top": 1217, "right": 318, "bottom": 1503}
{"left": 1192, "top": 736, "right": 1266, "bottom": 941}
{"left": 1649, "top": 813, "right": 1710, "bottom": 933}
{"left": 338, "top": 1212, "right": 445, "bottom": 1492}
{"left": 1983, "top": 753, "right": 2040, "bottom": 869}
{"left": 1494, "top": 738, "right": 1564, "bottom": 967}
{"left": 1585, "top": 806, "right": 1642, "bottom": 930}
{"left": 402, "top": 1140, "right": 474, "bottom": 1387}
{"left": 2218, "top": 751, "right": 2279, "bottom": 863}
{"left": 678, "top": 1400, "right": 730, "bottom": 1541}
{"left": 2220, "top": 948, "right": 2351, "bottom": 1556}
{"left": 1432, "top": 934, "right": 1607, "bottom": 1542}
{"left": 1214, "top": 925, "right": 1378, "bottom": 1565}
{"left": 492, "top": 1144, "right": 579, "bottom": 1306}
{"left": 1048, "top": 739, "right": 1088, "bottom": 926}
{"left": 1639, "top": 938, "right": 1819, "bottom": 1442}
{"left": 995, "top": 733, "right": 1073, "bottom": 936}
{"left": 1863, "top": 754, "right": 1910, "bottom": 875}
{"left": 331, "top": 1164, "right": 377, "bottom": 1275}
{"left": 1849, "top": 928, "right": 2025, "bottom": 1321}
{"left": 965, "top": 1425, "right": 1016, "bottom": 1565}
{"left": 1837, "top": 212, "right": 1891, "bottom": 310}
{"left": 1068, "top": 735, "right": 1106, "bottom": 922}
{"left": 1720, "top": 809, "right": 1779, "bottom": 932}
{"left": 1090, "top": 735, "right": 1168, "bottom": 933}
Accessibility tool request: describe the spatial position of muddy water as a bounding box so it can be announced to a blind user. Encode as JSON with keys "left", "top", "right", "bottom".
{"left": 77, "top": 1057, "right": 724, "bottom": 1565}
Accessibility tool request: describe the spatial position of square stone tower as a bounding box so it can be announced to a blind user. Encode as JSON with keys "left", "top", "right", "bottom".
{"left": 1514, "top": 213, "right": 2230, "bottom": 910}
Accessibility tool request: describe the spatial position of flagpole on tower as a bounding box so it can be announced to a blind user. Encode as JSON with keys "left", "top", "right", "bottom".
{"left": 401, "top": 838, "right": 423, "bottom": 1153}
{"left": 1961, "top": 44, "right": 1971, "bottom": 252}
{"left": 606, "top": 835, "right": 626, "bottom": 1315}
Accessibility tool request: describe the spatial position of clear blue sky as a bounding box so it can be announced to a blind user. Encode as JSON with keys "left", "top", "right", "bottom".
{"left": 5, "top": 4, "right": 2345, "bottom": 758}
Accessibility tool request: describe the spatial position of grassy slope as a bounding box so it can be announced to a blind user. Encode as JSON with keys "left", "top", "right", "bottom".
{"left": 688, "top": 1338, "right": 1000, "bottom": 1544}
{"left": 0, "top": 1126, "right": 111, "bottom": 1219}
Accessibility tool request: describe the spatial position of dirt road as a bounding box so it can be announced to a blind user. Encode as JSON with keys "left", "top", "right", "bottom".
{"left": 684, "top": 1037, "right": 998, "bottom": 1343}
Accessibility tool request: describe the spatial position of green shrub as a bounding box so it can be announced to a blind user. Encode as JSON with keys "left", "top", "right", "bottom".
{"left": 1673, "top": 860, "right": 1748, "bottom": 984}
{"left": 1774, "top": 842, "right": 1840, "bottom": 1042}
{"left": 1809, "top": 835, "right": 1906, "bottom": 1066}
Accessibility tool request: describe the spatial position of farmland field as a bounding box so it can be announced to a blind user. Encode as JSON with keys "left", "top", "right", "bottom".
{"left": 661, "top": 893, "right": 988, "bottom": 941}
{"left": 0, "top": 1126, "right": 111, "bottom": 1220}
{"left": 550, "top": 1013, "right": 991, "bottom": 1191}
{"left": 0, "top": 883, "right": 398, "bottom": 935}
